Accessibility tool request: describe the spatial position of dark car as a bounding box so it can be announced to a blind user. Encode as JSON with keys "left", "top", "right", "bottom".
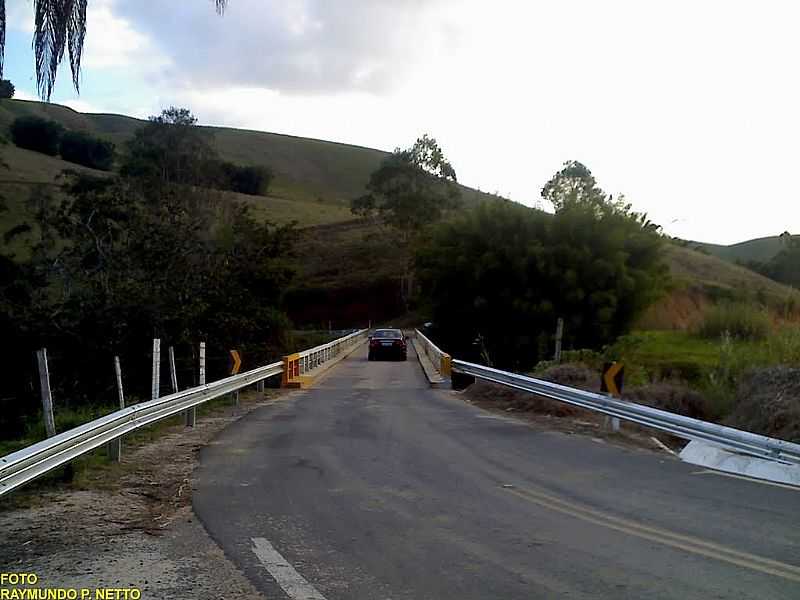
{"left": 368, "top": 329, "right": 407, "bottom": 361}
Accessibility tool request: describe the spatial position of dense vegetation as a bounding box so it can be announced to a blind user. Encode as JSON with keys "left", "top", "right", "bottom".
{"left": 10, "top": 116, "right": 64, "bottom": 155}
{"left": 416, "top": 162, "right": 667, "bottom": 370}
{"left": 743, "top": 233, "right": 800, "bottom": 288}
{"left": 0, "top": 108, "right": 295, "bottom": 441}
{"left": 0, "top": 79, "right": 13, "bottom": 99}
{"left": 59, "top": 131, "right": 116, "bottom": 171}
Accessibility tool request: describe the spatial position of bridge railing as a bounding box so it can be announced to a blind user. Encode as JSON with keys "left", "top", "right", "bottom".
{"left": 452, "top": 359, "right": 800, "bottom": 466}
{"left": 414, "top": 329, "right": 451, "bottom": 377}
{"left": 283, "top": 329, "right": 368, "bottom": 386}
{"left": 0, "top": 329, "right": 368, "bottom": 497}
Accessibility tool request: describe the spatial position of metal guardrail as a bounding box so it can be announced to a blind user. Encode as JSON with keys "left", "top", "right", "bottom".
{"left": 414, "top": 329, "right": 452, "bottom": 377}
{"left": 0, "top": 330, "right": 367, "bottom": 497}
{"left": 453, "top": 359, "right": 800, "bottom": 465}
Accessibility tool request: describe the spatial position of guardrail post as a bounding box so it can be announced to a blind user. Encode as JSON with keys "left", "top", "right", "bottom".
{"left": 36, "top": 348, "right": 56, "bottom": 438}
{"left": 108, "top": 356, "right": 125, "bottom": 462}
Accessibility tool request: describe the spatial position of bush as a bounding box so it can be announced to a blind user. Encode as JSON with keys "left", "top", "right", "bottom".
{"left": 624, "top": 383, "right": 710, "bottom": 420}
{"left": 0, "top": 79, "right": 14, "bottom": 99}
{"left": 219, "top": 162, "right": 273, "bottom": 196}
{"left": 698, "top": 303, "right": 772, "bottom": 341}
{"left": 10, "top": 116, "right": 64, "bottom": 155}
{"left": 59, "top": 131, "right": 115, "bottom": 171}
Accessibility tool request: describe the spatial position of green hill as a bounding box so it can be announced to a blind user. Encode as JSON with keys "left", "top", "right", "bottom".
{"left": 2, "top": 98, "right": 798, "bottom": 328}
{"left": 0, "top": 98, "right": 497, "bottom": 208}
{"left": 689, "top": 235, "right": 798, "bottom": 264}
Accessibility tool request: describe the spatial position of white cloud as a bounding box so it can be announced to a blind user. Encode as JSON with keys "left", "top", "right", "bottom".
{"left": 43, "top": 0, "right": 800, "bottom": 243}
{"left": 82, "top": 0, "right": 169, "bottom": 71}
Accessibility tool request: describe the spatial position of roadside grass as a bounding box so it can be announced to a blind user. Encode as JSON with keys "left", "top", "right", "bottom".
{"left": 601, "top": 326, "right": 800, "bottom": 421}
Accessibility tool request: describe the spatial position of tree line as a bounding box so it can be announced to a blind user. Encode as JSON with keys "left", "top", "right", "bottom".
{"left": 0, "top": 107, "right": 292, "bottom": 439}
{"left": 351, "top": 147, "right": 667, "bottom": 371}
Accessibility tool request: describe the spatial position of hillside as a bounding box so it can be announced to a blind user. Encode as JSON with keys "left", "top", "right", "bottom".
{"left": 689, "top": 234, "right": 798, "bottom": 264}
{"left": 2, "top": 98, "right": 798, "bottom": 329}
{"left": 0, "top": 99, "right": 498, "bottom": 208}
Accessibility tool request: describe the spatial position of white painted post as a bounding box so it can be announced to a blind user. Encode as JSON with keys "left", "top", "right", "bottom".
{"left": 168, "top": 346, "right": 178, "bottom": 394}
{"left": 151, "top": 339, "right": 161, "bottom": 400}
{"left": 554, "top": 318, "right": 564, "bottom": 363}
{"left": 199, "top": 342, "right": 206, "bottom": 386}
{"left": 36, "top": 348, "right": 56, "bottom": 438}
{"left": 108, "top": 356, "right": 125, "bottom": 461}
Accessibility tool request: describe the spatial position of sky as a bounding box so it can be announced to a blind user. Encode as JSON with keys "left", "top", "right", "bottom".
{"left": 3, "top": 0, "right": 799, "bottom": 245}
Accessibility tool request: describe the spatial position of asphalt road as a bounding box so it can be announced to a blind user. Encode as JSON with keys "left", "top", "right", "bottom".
{"left": 194, "top": 344, "right": 800, "bottom": 599}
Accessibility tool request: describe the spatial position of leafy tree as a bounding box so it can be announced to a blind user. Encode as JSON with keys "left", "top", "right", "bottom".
{"left": 0, "top": 1, "right": 228, "bottom": 100}
{"left": 416, "top": 166, "right": 666, "bottom": 370}
{"left": 0, "top": 78, "right": 13, "bottom": 98}
{"left": 542, "top": 160, "right": 607, "bottom": 213}
{"left": 121, "top": 107, "right": 218, "bottom": 189}
{"left": 10, "top": 116, "right": 64, "bottom": 155}
{"left": 351, "top": 134, "right": 460, "bottom": 241}
{"left": 59, "top": 130, "right": 115, "bottom": 170}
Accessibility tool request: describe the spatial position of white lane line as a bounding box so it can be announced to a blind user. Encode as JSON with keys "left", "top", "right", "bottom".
{"left": 251, "top": 537, "right": 328, "bottom": 600}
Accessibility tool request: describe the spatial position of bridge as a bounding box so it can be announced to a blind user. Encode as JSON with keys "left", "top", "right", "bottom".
{"left": 2, "top": 331, "right": 800, "bottom": 599}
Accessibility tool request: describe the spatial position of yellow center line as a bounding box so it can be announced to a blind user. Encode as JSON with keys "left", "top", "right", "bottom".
{"left": 505, "top": 486, "right": 800, "bottom": 583}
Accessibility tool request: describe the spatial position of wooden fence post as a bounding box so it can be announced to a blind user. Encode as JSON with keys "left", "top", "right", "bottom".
{"left": 186, "top": 342, "right": 203, "bottom": 427}
{"left": 554, "top": 317, "right": 564, "bottom": 363}
{"left": 169, "top": 346, "right": 178, "bottom": 394}
{"left": 36, "top": 348, "right": 56, "bottom": 438}
{"left": 151, "top": 339, "right": 161, "bottom": 400}
{"left": 108, "top": 356, "right": 125, "bottom": 461}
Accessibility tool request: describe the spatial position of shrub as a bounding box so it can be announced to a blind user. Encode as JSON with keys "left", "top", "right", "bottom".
{"left": 624, "top": 383, "right": 710, "bottom": 420}
{"left": 59, "top": 131, "right": 115, "bottom": 171}
{"left": 0, "top": 79, "right": 14, "bottom": 99}
{"left": 697, "top": 303, "right": 772, "bottom": 341}
{"left": 219, "top": 162, "right": 273, "bottom": 195}
{"left": 10, "top": 116, "right": 64, "bottom": 155}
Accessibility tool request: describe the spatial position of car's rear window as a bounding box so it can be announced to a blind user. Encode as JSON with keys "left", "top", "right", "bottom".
{"left": 373, "top": 330, "right": 402, "bottom": 339}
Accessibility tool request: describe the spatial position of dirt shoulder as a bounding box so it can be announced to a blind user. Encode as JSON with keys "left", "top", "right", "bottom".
{"left": 460, "top": 378, "right": 682, "bottom": 456}
{"left": 0, "top": 392, "right": 285, "bottom": 599}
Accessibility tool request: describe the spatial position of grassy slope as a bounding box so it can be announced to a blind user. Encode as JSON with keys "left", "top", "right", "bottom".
{"left": 3, "top": 99, "right": 798, "bottom": 329}
{"left": 689, "top": 235, "right": 799, "bottom": 264}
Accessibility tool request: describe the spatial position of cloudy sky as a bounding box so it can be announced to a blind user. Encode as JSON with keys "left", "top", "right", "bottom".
{"left": 4, "top": 0, "right": 799, "bottom": 244}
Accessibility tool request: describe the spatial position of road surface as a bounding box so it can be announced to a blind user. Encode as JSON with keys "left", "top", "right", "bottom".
{"left": 194, "top": 343, "right": 800, "bottom": 599}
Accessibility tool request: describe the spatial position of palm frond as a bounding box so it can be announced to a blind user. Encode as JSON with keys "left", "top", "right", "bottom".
{"left": 25, "top": 0, "right": 226, "bottom": 101}
{"left": 0, "top": 0, "right": 6, "bottom": 78}
{"left": 34, "top": 0, "right": 87, "bottom": 100}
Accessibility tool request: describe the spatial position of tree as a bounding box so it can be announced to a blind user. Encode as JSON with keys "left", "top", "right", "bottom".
{"left": 10, "top": 116, "right": 64, "bottom": 155}
{"left": 0, "top": 78, "right": 13, "bottom": 98}
{"left": 121, "top": 107, "right": 218, "bottom": 188}
{"left": 541, "top": 160, "right": 606, "bottom": 213}
{"left": 0, "top": 1, "right": 228, "bottom": 100}
{"left": 351, "top": 134, "right": 461, "bottom": 242}
{"left": 416, "top": 167, "right": 667, "bottom": 370}
{"left": 60, "top": 130, "right": 115, "bottom": 170}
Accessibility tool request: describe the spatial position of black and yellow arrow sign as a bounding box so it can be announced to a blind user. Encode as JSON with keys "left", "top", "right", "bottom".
{"left": 229, "top": 349, "right": 242, "bottom": 375}
{"left": 601, "top": 362, "right": 624, "bottom": 397}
